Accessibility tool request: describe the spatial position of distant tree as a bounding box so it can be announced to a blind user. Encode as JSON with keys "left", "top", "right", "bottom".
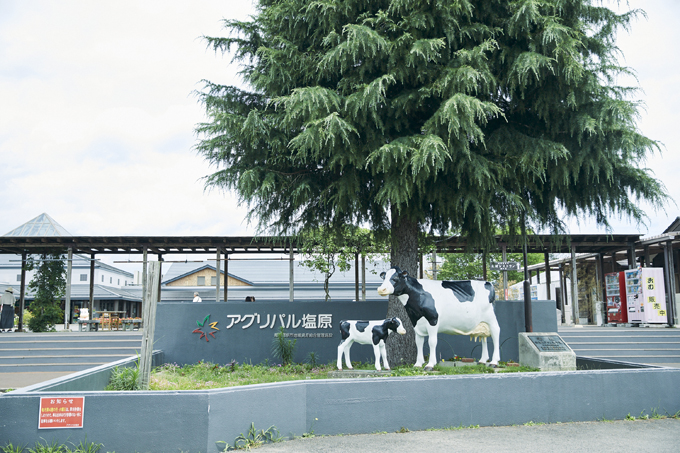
{"left": 298, "top": 226, "right": 388, "bottom": 301}
{"left": 438, "top": 252, "right": 544, "bottom": 287}
{"left": 26, "top": 253, "right": 65, "bottom": 332}
{"left": 196, "top": 0, "right": 668, "bottom": 364}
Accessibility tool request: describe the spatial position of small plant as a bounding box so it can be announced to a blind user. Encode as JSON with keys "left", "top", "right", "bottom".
{"left": 305, "top": 351, "right": 319, "bottom": 368}
{"left": 229, "top": 423, "right": 282, "bottom": 450}
{"left": 625, "top": 413, "right": 636, "bottom": 421}
{"left": 68, "top": 437, "right": 103, "bottom": 453}
{"left": 524, "top": 421, "right": 544, "bottom": 426}
{"left": 302, "top": 418, "right": 318, "bottom": 438}
{"left": 106, "top": 361, "right": 140, "bottom": 391}
{"left": 396, "top": 426, "right": 410, "bottom": 433}
{"left": 1, "top": 442, "right": 25, "bottom": 453}
{"left": 271, "top": 326, "right": 297, "bottom": 366}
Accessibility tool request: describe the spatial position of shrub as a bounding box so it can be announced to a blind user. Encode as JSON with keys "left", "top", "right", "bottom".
{"left": 106, "top": 362, "right": 140, "bottom": 391}
{"left": 271, "top": 326, "right": 296, "bottom": 366}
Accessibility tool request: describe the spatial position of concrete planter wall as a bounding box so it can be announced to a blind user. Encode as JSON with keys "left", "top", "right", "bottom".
{"left": 2, "top": 361, "right": 679, "bottom": 453}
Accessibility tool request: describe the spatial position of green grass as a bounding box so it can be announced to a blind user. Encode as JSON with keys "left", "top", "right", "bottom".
{"left": 145, "top": 360, "right": 539, "bottom": 391}
{"left": 1, "top": 438, "right": 102, "bottom": 453}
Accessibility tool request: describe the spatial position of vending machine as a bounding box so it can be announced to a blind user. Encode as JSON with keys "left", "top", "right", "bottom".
{"left": 623, "top": 267, "right": 667, "bottom": 324}
{"left": 605, "top": 272, "right": 627, "bottom": 324}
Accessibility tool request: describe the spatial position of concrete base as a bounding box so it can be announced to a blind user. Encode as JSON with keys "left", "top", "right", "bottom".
{"left": 328, "top": 370, "right": 392, "bottom": 378}
{"left": 439, "top": 361, "right": 477, "bottom": 368}
{"left": 519, "top": 332, "right": 576, "bottom": 371}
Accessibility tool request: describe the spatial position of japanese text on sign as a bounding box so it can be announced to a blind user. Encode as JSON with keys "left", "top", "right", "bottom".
{"left": 646, "top": 277, "right": 655, "bottom": 290}
{"left": 527, "top": 335, "right": 571, "bottom": 352}
{"left": 39, "top": 397, "right": 84, "bottom": 429}
{"left": 222, "top": 313, "right": 333, "bottom": 330}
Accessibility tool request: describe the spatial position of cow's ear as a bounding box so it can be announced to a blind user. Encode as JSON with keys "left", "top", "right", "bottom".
{"left": 379, "top": 272, "right": 386, "bottom": 279}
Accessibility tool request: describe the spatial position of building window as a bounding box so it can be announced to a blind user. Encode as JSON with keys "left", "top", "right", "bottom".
{"left": 102, "top": 275, "right": 104, "bottom": 282}
{"left": 118, "top": 279, "right": 120, "bottom": 285}
{"left": 110, "top": 277, "right": 112, "bottom": 284}
{"left": 197, "top": 276, "right": 206, "bottom": 286}
{"left": 80, "top": 274, "right": 88, "bottom": 282}
{"left": 16, "top": 274, "right": 21, "bottom": 282}
{"left": 211, "top": 276, "right": 217, "bottom": 286}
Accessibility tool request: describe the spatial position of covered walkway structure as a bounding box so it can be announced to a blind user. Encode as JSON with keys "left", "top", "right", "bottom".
{"left": 1, "top": 231, "right": 678, "bottom": 329}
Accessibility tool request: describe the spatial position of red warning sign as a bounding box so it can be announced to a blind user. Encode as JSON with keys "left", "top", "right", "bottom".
{"left": 38, "top": 397, "right": 84, "bottom": 429}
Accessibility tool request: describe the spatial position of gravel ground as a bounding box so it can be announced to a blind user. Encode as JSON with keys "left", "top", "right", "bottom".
{"left": 255, "top": 418, "right": 680, "bottom": 453}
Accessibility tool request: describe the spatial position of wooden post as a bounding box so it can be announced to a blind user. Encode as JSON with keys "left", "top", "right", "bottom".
{"left": 18, "top": 252, "right": 26, "bottom": 331}
{"left": 521, "top": 213, "right": 532, "bottom": 332}
{"left": 544, "top": 252, "right": 551, "bottom": 302}
{"left": 64, "top": 247, "right": 73, "bottom": 329}
{"left": 558, "top": 264, "right": 566, "bottom": 324}
{"left": 138, "top": 261, "right": 161, "bottom": 390}
{"left": 142, "top": 247, "right": 148, "bottom": 315}
{"left": 644, "top": 245, "right": 651, "bottom": 267}
{"left": 224, "top": 254, "right": 228, "bottom": 302}
{"left": 628, "top": 242, "right": 637, "bottom": 269}
{"left": 355, "top": 253, "right": 359, "bottom": 301}
{"left": 289, "top": 248, "right": 294, "bottom": 302}
{"left": 432, "top": 250, "right": 438, "bottom": 280}
{"left": 595, "top": 253, "right": 603, "bottom": 325}
{"left": 482, "top": 250, "right": 487, "bottom": 281}
{"left": 571, "top": 244, "right": 579, "bottom": 325}
{"left": 501, "top": 243, "right": 508, "bottom": 300}
{"left": 663, "top": 241, "right": 677, "bottom": 327}
{"left": 215, "top": 248, "right": 221, "bottom": 303}
{"left": 419, "top": 253, "right": 424, "bottom": 279}
{"left": 361, "top": 254, "right": 366, "bottom": 301}
{"left": 89, "top": 253, "right": 95, "bottom": 316}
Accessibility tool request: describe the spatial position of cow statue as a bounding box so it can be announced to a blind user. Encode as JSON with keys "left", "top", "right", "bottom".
{"left": 337, "top": 317, "right": 406, "bottom": 371}
{"left": 378, "top": 267, "right": 500, "bottom": 369}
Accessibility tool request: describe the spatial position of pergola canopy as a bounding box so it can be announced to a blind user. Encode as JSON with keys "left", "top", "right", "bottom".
{"left": 0, "top": 233, "right": 646, "bottom": 256}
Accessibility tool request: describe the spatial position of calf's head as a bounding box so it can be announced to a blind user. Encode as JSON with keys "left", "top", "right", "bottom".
{"left": 386, "top": 317, "right": 406, "bottom": 335}
{"left": 378, "top": 267, "right": 408, "bottom": 296}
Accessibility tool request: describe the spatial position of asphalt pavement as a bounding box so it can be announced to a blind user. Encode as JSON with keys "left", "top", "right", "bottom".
{"left": 256, "top": 418, "right": 680, "bottom": 452}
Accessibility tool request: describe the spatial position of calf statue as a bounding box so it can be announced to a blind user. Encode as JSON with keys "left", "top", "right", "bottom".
{"left": 337, "top": 317, "right": 406, "bottom": 371}
{"left": 378, "top": 267, "right": 501, "bottom": 369}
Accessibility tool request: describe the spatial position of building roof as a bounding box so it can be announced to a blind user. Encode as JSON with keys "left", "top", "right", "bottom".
{"left": 162, "top": 264, "right": 253, "bottom": 286}
{"left": 663, "top": 217, "right": 680, "bottom": 233}
{"left": 3, "top": 213, "right": 72, "bottom": 237}
{"left": 0, "top": 253, "right": 133, "bottom": 278}
{"left": 162, "top": 260, "right": 385, "bottom": 285}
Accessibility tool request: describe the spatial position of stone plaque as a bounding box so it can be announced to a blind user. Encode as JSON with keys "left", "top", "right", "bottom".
{"left": 527, "top": 335, "right": 570, "bottom": 353}
{"left": 519, "top": 332, "right": 575, "bottom": 371}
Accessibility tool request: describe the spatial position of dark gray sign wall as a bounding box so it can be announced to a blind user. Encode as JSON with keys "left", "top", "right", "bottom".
{"left": 154, "top": 301, "right": 389, "bottom": 366}
{"left": 154, "top": 300, "right": 557, "bottom": 366}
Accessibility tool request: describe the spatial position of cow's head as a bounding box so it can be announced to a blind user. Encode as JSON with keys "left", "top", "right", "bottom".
{"left": 377, "top": 267, "right": 408, "bottom": 296}
{"left": 386, "top": 317, "right": 406, "bottom": 335}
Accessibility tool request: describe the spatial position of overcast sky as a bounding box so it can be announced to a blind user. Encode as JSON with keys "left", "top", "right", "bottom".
{"left": 1, "top": 0, "right": 678, "bottom": 243}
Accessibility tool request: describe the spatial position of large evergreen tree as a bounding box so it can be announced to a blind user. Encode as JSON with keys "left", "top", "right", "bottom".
{"left": 196, "top": 0, "right": 668, "bottom": 363}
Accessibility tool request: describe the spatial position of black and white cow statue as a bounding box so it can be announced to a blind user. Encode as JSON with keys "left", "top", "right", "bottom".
{"left": 337, "top": 317, "right": 406, "bottom": 371}
{"left": 378, "top": 267, "right": 500, "bottom": 369}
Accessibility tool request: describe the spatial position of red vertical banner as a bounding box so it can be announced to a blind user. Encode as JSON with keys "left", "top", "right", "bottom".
{"left": 38, "top": 397, "right": 84, "bottom": 429}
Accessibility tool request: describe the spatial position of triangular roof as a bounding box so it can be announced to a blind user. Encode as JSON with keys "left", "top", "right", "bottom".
{"left": 162, "top": 264, "right": 254, "bottom": 286}
{"left": 663, "top": 216, "right": 680, "bottom": 234}
{"left": 3, "top": 213, "right": 72, "bottom": 237}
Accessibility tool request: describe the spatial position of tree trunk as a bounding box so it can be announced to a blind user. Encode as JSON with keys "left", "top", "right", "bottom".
{"left": 386, "top": 205, "right": 419, "bottom": 366}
